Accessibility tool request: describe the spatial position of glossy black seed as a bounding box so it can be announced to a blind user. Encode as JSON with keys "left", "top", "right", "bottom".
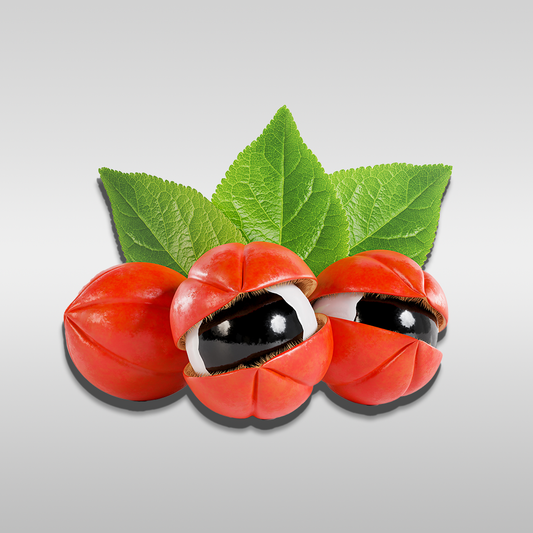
{"left": 198, "top": 292, "right": 303, "bottom": 373}
{"left": 355, "top": 297, "right": 438, "bottom": 347}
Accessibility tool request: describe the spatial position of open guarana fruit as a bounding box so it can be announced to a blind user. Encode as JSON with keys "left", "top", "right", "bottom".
{"left": 310, "top": 250, "right": 448, "bottom": 406}
{"left": 170, "top": 242, "right": 333, "bottom": 420}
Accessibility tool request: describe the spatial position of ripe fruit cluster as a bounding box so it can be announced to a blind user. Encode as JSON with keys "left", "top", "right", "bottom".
{"left": 64, "top": 242, "right": 448, "bottom": 420}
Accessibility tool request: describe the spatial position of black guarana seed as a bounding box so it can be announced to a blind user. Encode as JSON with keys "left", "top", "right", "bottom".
{"left": 198, "top": 291, "right": 304, "bottom": 373}
{"left": 355, "top": 296, "right": 438, "bottom": 347}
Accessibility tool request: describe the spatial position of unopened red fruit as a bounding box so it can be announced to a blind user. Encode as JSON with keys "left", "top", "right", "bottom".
{"left": 64, "top": 262, "right": 188, "bottom": 401}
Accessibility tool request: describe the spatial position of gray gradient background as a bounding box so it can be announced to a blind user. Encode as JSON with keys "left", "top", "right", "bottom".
{"left": 1, "top": 1, "right": 531, "bottom": 531}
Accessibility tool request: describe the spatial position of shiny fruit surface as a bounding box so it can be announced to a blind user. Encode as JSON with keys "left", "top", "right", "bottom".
{"left": 64, "top": 262, "right": 188, "bottom": 401}
{"left": 170, "top": 242, "right": 333, "bottom": 419}
{"left": 183, "top": 314, "right": 333, "bottom": 419}
{"left": 311, "top": 250, "right": 448, "bottom": 406}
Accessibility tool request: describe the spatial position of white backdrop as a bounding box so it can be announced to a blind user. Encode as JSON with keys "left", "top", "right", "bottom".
{"left": 2, "top": 1, "right": 531, "bottom": 531}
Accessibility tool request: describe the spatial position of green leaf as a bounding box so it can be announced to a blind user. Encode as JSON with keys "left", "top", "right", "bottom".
{"left": 99, "top": 168, "right": 247, "bottom": 276}
{"left": 329, "top": 163, "right": 452, "bottom": 266}
{"left": 212, "top": 106, "right": 349, "bottom": 275}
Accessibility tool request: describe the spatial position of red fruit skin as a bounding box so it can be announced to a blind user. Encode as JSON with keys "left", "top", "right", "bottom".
{"left": 170, "top": 242, "right": 332, "bottom": 419}
{"left": 64, "top": 262, "right": 188, "bottom": 401}
{"left": 310, "top": 250, "right": 448, "bottom": 406}
{"left": 170, "top": 242, "right": 318, "bottom": 348}
{"left": 183, "top": 315, "right": 333, "bottom": 419}
{"left": 323, "top": 319, "right": 442, "bottom": 405}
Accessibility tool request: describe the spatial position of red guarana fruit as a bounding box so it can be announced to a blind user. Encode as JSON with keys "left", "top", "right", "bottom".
{"left": 310, "top": 250, "right": 448, "bottom": 406}
{"left": 170, "top": 242, "right": 333, "bottom": 419}
{"left": 64, "top": 262, "right": 188, "bottom": 401}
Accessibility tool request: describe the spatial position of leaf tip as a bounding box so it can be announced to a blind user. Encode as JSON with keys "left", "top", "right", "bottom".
{"left": 273, "top": 104, "right": 295, "bottom": 124}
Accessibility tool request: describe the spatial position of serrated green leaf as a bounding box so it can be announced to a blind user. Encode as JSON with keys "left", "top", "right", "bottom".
{"left": 99, "top": 168, "right": 247, "bottom": 276}
{"left": 329, "top": 163, "right": 451, "bottom": 266}
{"left": 211, "top": 106, "right": 349, "bottom": 275}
